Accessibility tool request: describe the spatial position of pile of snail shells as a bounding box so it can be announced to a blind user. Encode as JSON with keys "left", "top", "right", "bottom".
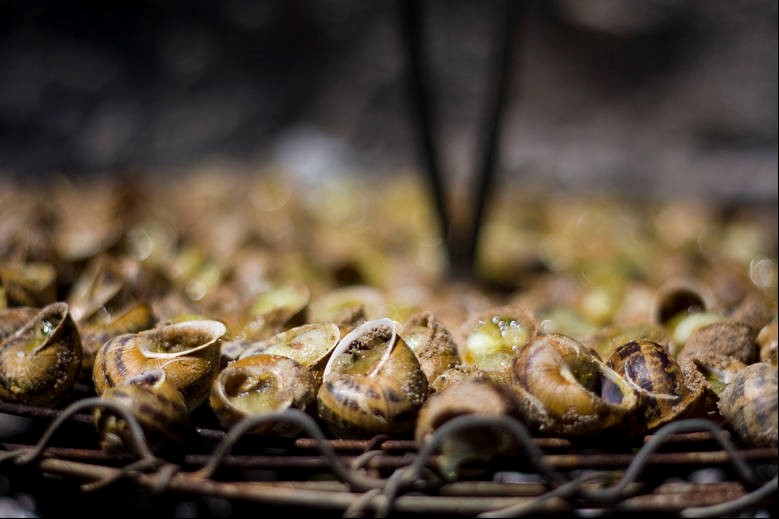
{"left": 1, "top": 176, "right": 777, "bottom": 459}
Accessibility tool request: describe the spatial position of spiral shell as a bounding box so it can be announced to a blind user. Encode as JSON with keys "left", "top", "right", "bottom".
{"left": 93, "top": 369, "right": 189, "bottom": 455}
{"left": 316, "top": 318, "right": 428, "bottom": 438}
{"left": 78, "top": 302, "right": 156, "bottom": 377}
{"left": 510, "top": 333, "right": 640, "bottom": 437}
{"left": 93, "top": 319, "right": 226, "bottom": 412}
{"left": 717, "top": 362, "right": 778, "bottom": 448}
{"left": 606, "top": 341, "right": 702, "bottom": 431}
{"left": 0, "top": 302, "right": 82, "bottom": 406}
{"left": 210, "top": 354, "right": 317, "bottom": 436}
{"left": 401, "top": 311, "right": 460, "bottom": 384}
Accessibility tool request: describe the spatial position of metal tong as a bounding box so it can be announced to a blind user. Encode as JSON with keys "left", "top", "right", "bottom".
{"left": 399, "top": 0, "right": 522, "bottom": 281}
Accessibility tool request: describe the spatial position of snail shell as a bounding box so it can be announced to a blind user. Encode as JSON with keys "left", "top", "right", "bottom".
{"left": 415, "top": 379, "right": 522, "bottom": 480}
{"left": 237, "top": 322, "right": 340, "bottom": 389}
{"left": 586, "top": 322, "right": 669, "bottom": 361}
{"left": 757, "top": 321, "right": 777, "bottom": 368}
{"left": 679, "top": 352, "right": 747, "bottom": 420}
{"left": 651, "top": 277, "right": 719, "bottom": 327}
{"left": 238, "top": 282, "right": 310, "bottom": 342}
{"left": 78, "top": 302, "right": 156, "bottom": 377}
{"left": 316, "top": 318, "right": 429, "bottom": 439}
{"left": 93, "top": 319, "right": 226, "bottom": 412}
{"left": 308, "top": 285, "right": 385, "bottom": 337}
{"left": 0, "top": 302, "right": 82, "bottom": 406}
{"left": 401, "top": 311, "right": 460, "bottom": 384}
{"left": 0, "top": 306, "right": 39, "bottom": 342}
{"left": 677, "top": 320, "right": 758, "bottom": 364}
{"left": 510, "top": 333, "right": 640, "bottom": 437}
{"left": 606, "top": 341, "right": 702, "bottom": 431}
{"left": 93, "top": 369, "right": 189, "bottom": 455}
{"left": 458, "top": 305, "right": 537, "bottom": 384}
{"left": 210, "top": 353, "right": 317, "bottom": 436}
{"left": 429, "top": 365, "right": 483, "bottom": 394}
{"left": 0, "top": 262, "right": 57, "bottom": 308}
{"left": 717, "top": 362, "right": 778, "bottom": 448}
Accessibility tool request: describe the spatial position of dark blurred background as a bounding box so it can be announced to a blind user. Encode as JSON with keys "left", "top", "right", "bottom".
{"left": 0, "top": 0, "right": 777, "bottom": 202}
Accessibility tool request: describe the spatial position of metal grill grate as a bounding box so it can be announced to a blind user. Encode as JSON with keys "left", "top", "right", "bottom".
{"left": 1, "top": 386, "right": 776, "bottom": 518}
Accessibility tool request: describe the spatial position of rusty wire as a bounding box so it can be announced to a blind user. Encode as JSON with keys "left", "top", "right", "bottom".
{"left": 1, "top": 399, "right": 776, "bottom": 516}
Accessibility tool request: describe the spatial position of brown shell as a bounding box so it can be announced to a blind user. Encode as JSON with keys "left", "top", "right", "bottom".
{"left": 237, "top": 322, "right": 340, "bottom": 389}
{"left": 0, "top": 306, "right": 39, "bottom": 342}
{"left": 586, "top": 322, "right": 669, "bottom": 360}
{"left": 94, "top": 370, "right": 190, "bottom": 455}
{"left": 93, "top": 319, "right": 226, "bottom": 412}
{"left": 0, "top": 302, "right": 82, "bottom": 405}
{"left": 651, "top": 277, "right": 718, "bottom": 327}
{"left": 677, "top": 320, "right": 758, "bottom": 364}
{"left": 210, "top": 353, "right": 317, "bottom": 437}
{"left": 414, "top": 378, "right": 522, "bottom": 480}
{"left": 308, "top": 285, "right": 385, "bottom": 337}
{"left": 238, "top": 282, "right": 310, "bottom": 342}
{"left": 401, "top": 311, "right": 460, "bottom": 384}
{"left": 0, "top": 262, "right": 57, "bottom": 308}
{"left": 78, "top": 302, "right": 156, "bottom": 377}
{"left": 316, "top": 318, "right": 428, "bottom": 439}
{"left": 757, "top": 321, "right": 777, "bottom": 367}
{"left": 607, "top": 341, "right": 702, "bottom": 431}
{"left": 717, "top": 362, "right": 778, "bottom": 448}
{"left": 511, "top": 333, "right": 640, "bottom": 437}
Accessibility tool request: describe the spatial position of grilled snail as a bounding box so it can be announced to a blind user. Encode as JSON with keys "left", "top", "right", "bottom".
{"left": 0, "top": 302, "right": 82, "bottom": 406}
{"left": 677, "top": 320, "right": 758, "bottom": 364}
{"left": 316, "top": 318, "right": 428, "bottom": 438}
{"left": 0, "top": 262, "right": 57, "bottom": 308}
{"left": 415, "top": 378, "right": 523, "bottom": 480}
{"left": 78, "top": 302, "right": 156, "bottom": 377}
{"left": 237, "top": 322, "right": 340, "bottom": 388}
{"left": 93, "top": 369, "right": 190, "bottom": 455}
{"left": 606, "top": 340, "right": 702, "bottom": 431}
{"left": 458, "top": 304, "right": 537, "bottom": 384}
{"left": 717, "top": 362, "right": 778, "bottom": 448}
{"left": 238, "top": 282, "right": 310, "bottom": 342}
{"left": 510, "top": 333, "right": 640, "bottom": 437}
{"left": 210, "top": 353, "right": 317, "bottom": 436}
{"left": 308, "top": 285, "right": 385, "bottom": 336}
{"left": 401, "top": 311, "right": 460, "bottom": 384}
{"left": 93, "top": 319, "right": 226, "bottom": 412}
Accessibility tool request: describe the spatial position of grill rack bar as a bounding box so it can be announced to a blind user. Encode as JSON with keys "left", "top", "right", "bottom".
{"left": 1, "top": 399, "right": 776, "bottom": 517}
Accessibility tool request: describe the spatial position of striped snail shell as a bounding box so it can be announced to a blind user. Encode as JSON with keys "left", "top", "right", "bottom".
{"left": 607, "top": 341, "right": 702, "bottom": 431}
{"left": 93, "top": 319, "right": 226, "bottom": 412}
{"left": 94, "top": 369, "right": 189, "bottom": 455}
{"left": 0, "top": 302, "right": 82, "bottom": 406}
{"left": 510, "top": 333, "right": 640, "bottom": 437}
{"left": 316, "top": 318, "right": 429, "bottom": 439}
{"left": 210, "top": 353, "right": 317, "bottom": 437}
{"left": 717, "top": 362, "right": 778, "bottom": 448}
{"left": 78, "top": 302, "right": 156, "bottom": 378}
